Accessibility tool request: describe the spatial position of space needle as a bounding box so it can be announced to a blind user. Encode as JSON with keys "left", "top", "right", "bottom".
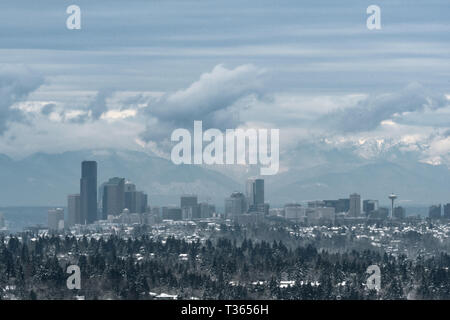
{"left": 388, "top": 193, "right": 397, "bottom": 219}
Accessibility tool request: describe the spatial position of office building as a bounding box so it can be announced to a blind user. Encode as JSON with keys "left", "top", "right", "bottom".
{"left": 161, "top": 206, "right": 169, "bottom": 219}
{"left": 393, "top": 206, "right": 406, "bottom": 220}
{"left": 124, "top": 181, "right": 136, "bottom": 192}
{"left": 369, "top": 207, "right": 389, "bottom": 220}
{"left": 80, "top": 161, "right": 97, "bottom": 224}
{"left": 246, "top": 178, "right": 264, "bottom": 212}
{"left": 142, "top": 212, "right": 157, "bottom": 225}
{"left": 102, "top": 177, "right": 125, "bottom": 218}
{"left": 225, "top": 192, "right": 247, "bottom": 218}
{"left": 306, "top": 207, "right": 335, "bottom": 225}
{"left": 181, "top": 195, "right": 199, "bottom": 219}
{"left": 67, "top": 194, "right": 81, "bottom": 227}
{"left": 269, "top": 208, "right": 284, "bottom": 217}
{"left": 136, "top": 192, "right": 148, "bottom": 213}
{"left": 199, "top": 202, "right": 215, "bottom": 218}
{"left": 363, "top": 200, "right": 378, "bottom": 215}
{"left": 429, "top": 204, "right": 442, "bottom": 219}
{"left": 48, "top": 208, "right": 64, "bottom": 231}
{"left": 254, "top": 203, "right": 269, "bottom": 216}
{"left": 324, "top": 199, "right": 350, "bottom": 213}
{"left": 0, "top": 212, "right": 5, "bottom": 229}
{"left": 444, "top": 203, "right": 450, "bottom": 219}
{"left": 284, "top": 203, "right": 305, "bottom": 223}
{"left": 308, "top": 200, "right": 325, "bottom": 208}
{"left": 151, "top": 206, "right": 161, "bottom": 219}
{"left": 349, "top": 193, "right": 361, "bottom": 217}
{"left": 124, "top": 181, "right": 148, "bottom": 214}
{"left": 166, "top": 207, "right": 182, "bottom": 220}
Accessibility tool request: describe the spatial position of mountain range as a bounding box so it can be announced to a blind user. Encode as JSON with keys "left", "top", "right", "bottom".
{"left": 0, "top": 145, "right": 449, "bottom": 208}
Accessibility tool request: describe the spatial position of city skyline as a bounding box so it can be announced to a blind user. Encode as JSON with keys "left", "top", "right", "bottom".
{"left": 23, "top": 160, "right": 443, "bottom": 231}
{"left": 2, "top": 155, "right": 444, "bottom": 233}
{"left": 0, "top": 0, "right": 449, "bottom": 304}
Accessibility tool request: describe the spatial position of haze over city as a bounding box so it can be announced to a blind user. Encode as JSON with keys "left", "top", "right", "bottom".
{"left": 0, "top": 1, "right": 450, "bottom": 208}
{"left": 0, "top": 0, "right": 449, "bottom": 303}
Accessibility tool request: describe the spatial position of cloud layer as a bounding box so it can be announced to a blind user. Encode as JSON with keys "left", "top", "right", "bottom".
{"left": 0, "top": 64, "right": 44, "bottom": 134}
{"left": 320, "top": 83, "right": 448, "bottom": 133}
{"left": 1, "top": 60, "right": 450, "bottom": 177}
{"left": 140, "top": 64, "right": 266, "bottom": 143}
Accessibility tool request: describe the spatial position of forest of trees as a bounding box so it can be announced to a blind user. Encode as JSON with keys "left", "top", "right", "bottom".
{"left": 0, "top": 225, "right": 449, "bottom": 300}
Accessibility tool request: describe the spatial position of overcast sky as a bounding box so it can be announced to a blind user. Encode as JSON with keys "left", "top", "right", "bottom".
{"left": 0, "top": 0, "right": 449, "bottom": 171}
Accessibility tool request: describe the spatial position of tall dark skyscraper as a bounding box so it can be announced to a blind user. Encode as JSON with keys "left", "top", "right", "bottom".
{"left": 246, "top": 178, "right": 264, "bottom": 212}
{"left": 444, "top": 203, "right": 450, "bottom": 219}
{"left": 254, "top": 179, "right": 264, "bottom": 206}
{"left": 102, "top": 177, "right": 125, "bottom": 218}
{"left": 80, "top": 161, "right": 97, "bottom": 224}
{"left": 67, "top": 194, "right": 81, "bottom": 227}
{"left": 349, "top": 193, "right": 361, "bottom": 217}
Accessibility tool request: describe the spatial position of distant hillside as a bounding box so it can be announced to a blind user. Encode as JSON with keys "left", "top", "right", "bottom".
{"left": 0, "top": 147, "right": 449, "bottom": 208}
{"left": 270, "top": 161, "right": 450, "bottom": 206}
{"left": 0, "top": 149, "right": 241, "bottom": 206}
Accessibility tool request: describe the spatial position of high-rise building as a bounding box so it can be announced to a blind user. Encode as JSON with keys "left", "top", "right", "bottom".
{"left": 393, "top": 206, "right": 406, "bottom": 220}
{"left": 324, "top": 199, "right": 350, "bottom": 213}
{"left": 48, "top": 208, "right": 64, "bottom": 231}
{"left": 444, "top": 203, "right": 450, "bottom": 219}
{"left": 257, "top": 203, "right": 270, "bottom": 215}
{"left": 124, "top": 181, "right": 136, "bottom": 192}
{"left": 349, "top": 193, "right": 361, "bottom": 217}
{"left": 246, "top": 179, "right": 255, "bottom": 209}
{"left": 377, "top": 207, "right": 389, "bottom": 220}
{"left": 308, "top": 200, "right": 325, "bottom": 208}
{"left": 306, "top": 207, "right": 335, "bottom": 225}
{"left": 151, "top": 206, "right": 161, "bottom": 219}
{"left": 124, "top": 181, "right": 148, "bottom": 214}
{"left": 284, "top": 203, "right": 305, "bottom": 223}
{"left": 363, "top": 200, "right": 378, "bottom": 215}
{"left": 166, "top": 207, "right": 182, "bottom": 220}
{"left": 181, "top": 195, "right": 199, "bottom": 219}
{"left": 124, "top": 190, "right": 136, "bottom": 213}
{"left": 254, "top": 179, "right": 264, "bottom": 206}
{"left": 225, "top": 192, "right": 247, "bottom": 218}
{"left": 124, "top": 181, "right": 136, "bottom": 213}
{"left": 199, "top": 202, "right": 215, "bottom": 218}
{"left": 102, "top": 177, "right": 125, "bottom": 218}
{"left": 137, "top": 191, "right": 148, "bottom": 213}
{"left": 368, "top": 207, "right": 390, "bottom": 220}
{"left": 161, "top": 206, "right": 169, "bottom": 219}
{"left": 429, "top": 204, "right": 442, "bottom": 219}
{"left": 67, "top": 194, "right": 81, "bottom": 227}
{"left": 0, "top": 212, "right": 5, "bottom": 229}
{"left": 246, "top": 178, "right": 264, "bottom": 212}
{"left": 80, "top": 161, "right": 97, "bottom": 224}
